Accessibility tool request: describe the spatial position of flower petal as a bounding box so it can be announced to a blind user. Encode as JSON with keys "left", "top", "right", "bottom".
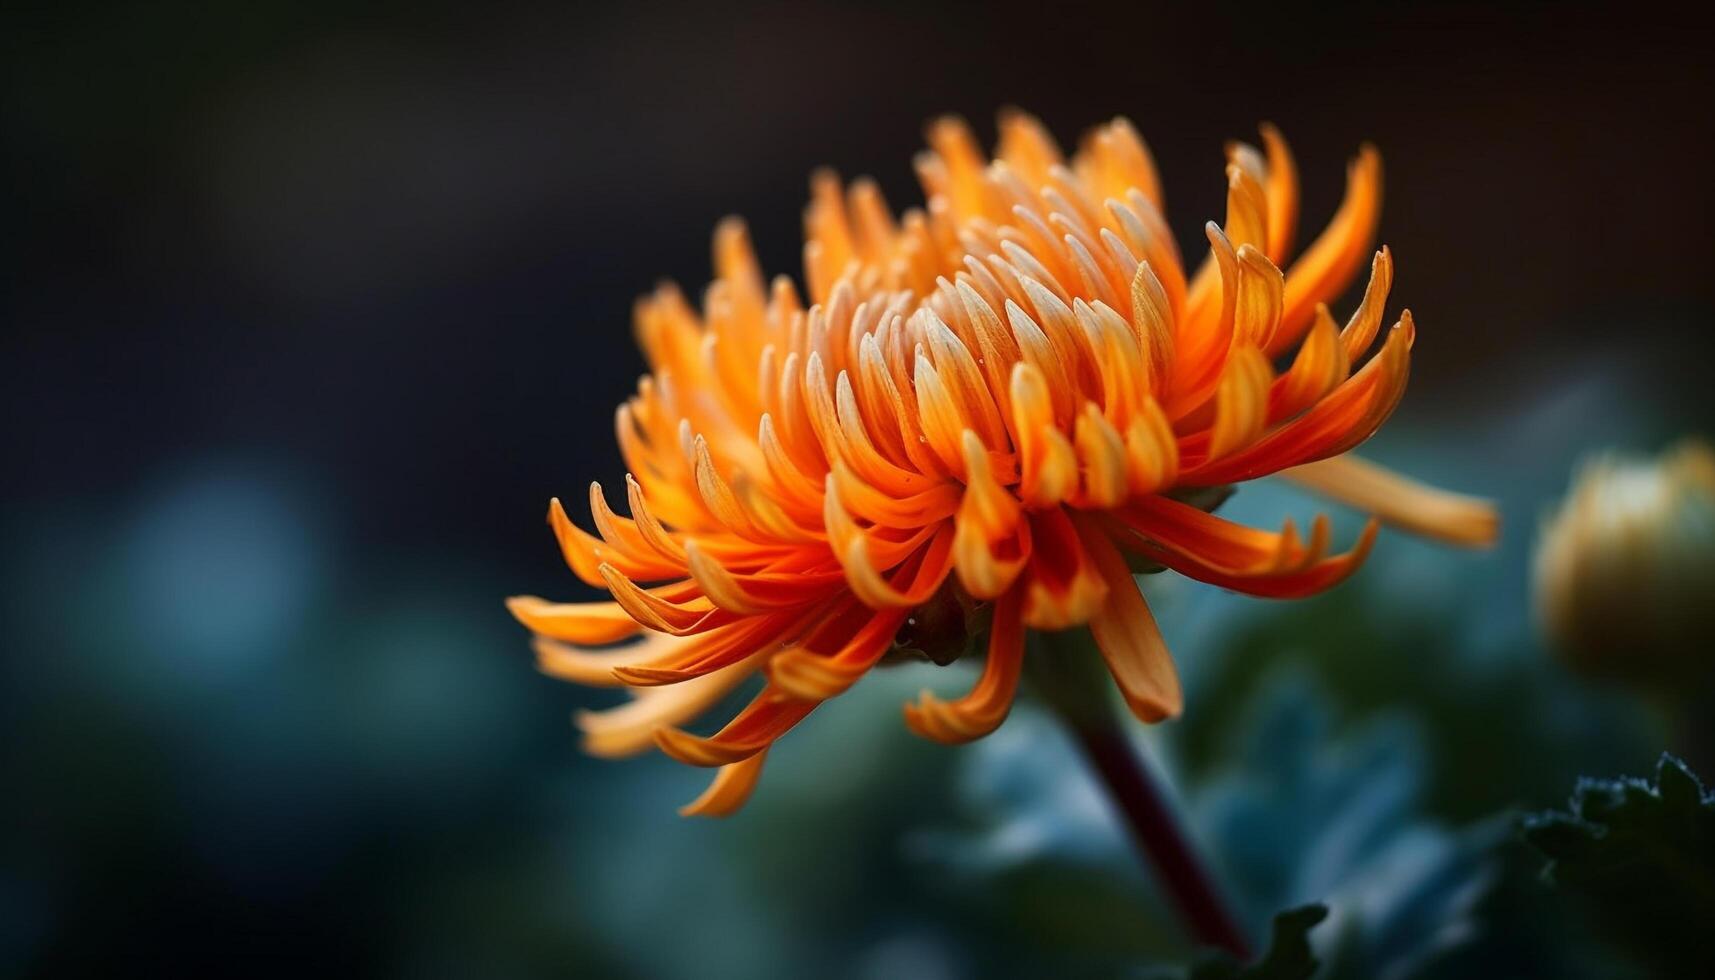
{"left": 533, "top": 631, "right": 680, "bottom": 687}
{"left": 1071, "top": 513, "right": 1182, "bottom": 723}
{"left": 506, "top": 595, "right": 645, "bottom": 645}
{"left": 577, "top": 653, "right": 765, "bottom": 759}
{"left": 1183, "top": 313, "right": 1414, "bottom": 484}
{"left": 679, "top": 751, "right": 770, "bottom": 818}
{"left": 1108, "top": 502, "right": 1381, "bottom": 599}
{"left": 1021, "top": 507, "right": 1108, "bottom": 630}
{"left": 655, "top": 688, "right": 819, "bottom": 767}
{"left": 903, "top": 584, "right": 1026, "bottom": 743}
{"left": 1280, "top": 452, "right": 1499, "bottom": 548}
{"left": 1258, "top": 123, "right": 1300, "bottom": 265}
{"left": 1278, "top": 144, "right": 1382, "bottom": 344}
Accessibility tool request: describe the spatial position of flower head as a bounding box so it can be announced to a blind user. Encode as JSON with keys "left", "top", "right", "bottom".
{"left": 1535, "top": 438, "right": 1715, "bottom": 689}
{"left": 509, "top": 112, "right": 1498, "bottom": 815}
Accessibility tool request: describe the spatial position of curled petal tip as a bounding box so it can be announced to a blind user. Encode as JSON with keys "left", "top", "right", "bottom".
{"left": 679, "top": 752, "right": 769, "bottom": 818}
{"left": 654, "top": 726, "right": 760, "bottom": 768}
{"left": 1123, "top": 693, "right": 1182, "bottom": 725}
{"left": 611, "top": 665, "right": 695, "bottom": 686}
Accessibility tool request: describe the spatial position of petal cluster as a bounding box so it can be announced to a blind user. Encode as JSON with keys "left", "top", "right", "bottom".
{"left": 510, "top": 112, "right": 1497, "bottom": 815}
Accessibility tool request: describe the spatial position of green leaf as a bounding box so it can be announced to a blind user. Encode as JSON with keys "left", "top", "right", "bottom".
{"left": 1189, "top": 904, "right": 1329, "bottom": 980}
{"left": 1521, "top": 753, "right": 1715, "bottom": 975}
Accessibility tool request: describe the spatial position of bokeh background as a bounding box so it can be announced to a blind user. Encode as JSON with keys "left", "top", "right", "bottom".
{"left": 5, "top": 1, "right": 1714, "bottom": 977}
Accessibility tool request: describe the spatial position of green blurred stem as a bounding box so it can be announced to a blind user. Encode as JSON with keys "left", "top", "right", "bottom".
{"left": 1026, "top": 630, "right": 1252, "bottom": 961}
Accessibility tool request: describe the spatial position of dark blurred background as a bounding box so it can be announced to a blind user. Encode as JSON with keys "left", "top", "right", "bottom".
{"left": 4, "top": 1, "right": 1714, "bottom": 977}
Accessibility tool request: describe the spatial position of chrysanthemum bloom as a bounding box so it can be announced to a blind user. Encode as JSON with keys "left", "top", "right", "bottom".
{"left": 1536, "top": 438, "right": 1715, "bottom": 689}
{"left": 509, "top": 112, "right": 1498, "bottom": 816}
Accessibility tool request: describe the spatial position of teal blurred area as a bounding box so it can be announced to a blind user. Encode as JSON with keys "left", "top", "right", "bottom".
{"left": 4, "top": 1, "right": 1715, "bottom": 977}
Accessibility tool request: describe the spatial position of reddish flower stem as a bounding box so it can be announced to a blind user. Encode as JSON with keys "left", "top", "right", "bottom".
{"left": 1027, "top": 629, "right": 1251, "bottom": 960}
{"left": 1064, "top": 719, "right": 1252, "bottom": 960}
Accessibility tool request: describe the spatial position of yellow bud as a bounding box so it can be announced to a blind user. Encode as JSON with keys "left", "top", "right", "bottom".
{"left": 1534, "top": 439, "right": 1715, "bottom": 691}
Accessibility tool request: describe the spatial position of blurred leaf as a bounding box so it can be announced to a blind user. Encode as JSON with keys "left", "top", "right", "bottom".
{"left": 1522, "top": 754, "right": 1715, "bottom": 975}
{"left": 1189, "top": 904, "right": 1328, "bottom": 980}
{"left": 926, "top": 673, "right": 1496, "bottom": 979}
{"left": 1411, "top": 838, "right": 1615, "bottom": 980}
{"left": 1195, "top": 671, "right": 1498, "bottom": 980}
{"left": 1176, "top": 585, "right": 1656, "bottom": 826}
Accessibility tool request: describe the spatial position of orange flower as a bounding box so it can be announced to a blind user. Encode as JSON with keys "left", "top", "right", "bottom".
{"left": 508, "top": 112, "right": 1498, "bottom": 816}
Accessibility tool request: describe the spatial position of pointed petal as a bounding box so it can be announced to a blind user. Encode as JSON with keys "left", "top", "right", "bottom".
{"left": 1020, "top": 507, "right": 1108, "bottom": 630}
{"left": 655, "top": 688, "right": 819, "bottom": 767}
{"left": 1071, "top": 513, "right": 1182, "bottom": 723}
{"left": 533, "top": 631, "right": 680, "bottom": 687}
{"left": 506, "top": 595, "right": 645, "bottom": 645}
{"left": 1280, "top": 453, "right": 1499, "bottom": 548}
{"left": 1278, "top": 145, "right": 1383, "bottom": 343}
{"left": 577, "top": 652, "right": 765, "bottom": 758}
{"left": 1258, "top": 123, "right": 1300, "bottom": 265}
{"left": 903, "top": 585, "right": 1026, "bottom": 743}
{"left": 680, "top": 751, "right": 770, "bottom": 817}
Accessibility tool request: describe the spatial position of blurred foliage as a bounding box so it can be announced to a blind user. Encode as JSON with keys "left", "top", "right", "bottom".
{"left": 922, "top": 676, "right": 1497, "bottom": 978}
{"left": 1186, "top": 905, "right": 1327, "bottom": 980}
{"left": 1196, "top": 673, "right": 1501, "bottom": 980}
{"left": 1522, "top": 755, "right": 1715, "bottom": 977}
{"left": 1177, "top": 584, "right": 1655, "bottom": 825}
